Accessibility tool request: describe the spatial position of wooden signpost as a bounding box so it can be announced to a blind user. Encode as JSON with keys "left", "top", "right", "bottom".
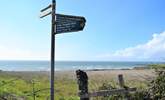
{"left": 40, "top": 1, "right": 86, "bottom": 100}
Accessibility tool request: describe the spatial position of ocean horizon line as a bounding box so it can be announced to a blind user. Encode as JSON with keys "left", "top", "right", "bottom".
{"left": 0, "top": 60, "right": 164, "bottom": 71}
{"left": 0, "top": 60, "right": 165, "bottom": 63}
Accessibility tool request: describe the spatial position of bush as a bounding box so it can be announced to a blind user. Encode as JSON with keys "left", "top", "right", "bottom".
{"left": 148, "top": 70, "right": 165, "bottom": 99}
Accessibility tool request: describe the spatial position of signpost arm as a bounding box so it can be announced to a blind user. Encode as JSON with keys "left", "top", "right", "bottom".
{"left": 50, "top": 0, "right": 56, "bottom": 100}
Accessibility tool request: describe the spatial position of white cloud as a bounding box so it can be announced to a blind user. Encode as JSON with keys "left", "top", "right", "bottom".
{"left": 98, "top": 31, "right": 165, "bottom": 61}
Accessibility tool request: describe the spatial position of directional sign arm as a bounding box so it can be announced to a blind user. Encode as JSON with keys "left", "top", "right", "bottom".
{"left": 40, "top": 11, "right": 52, "bottom": 18}
{"left": 40, "top": 4, "right": 52, "bottom": 18}
{"left": 40, "top": 4, "right": 52, "bottom": 12}
{"left": 55, "top": 14, "right": 86, "bottom": 34}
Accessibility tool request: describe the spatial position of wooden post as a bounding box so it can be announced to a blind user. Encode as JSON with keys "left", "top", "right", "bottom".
{"left": 118, "top": 74, "right": 125, "bottom": 88}
{"left": 118, "top": 74, "right": 130, "bottom": 100}
{"left": 76, "top": 70, "right": 89, "bottom": 100}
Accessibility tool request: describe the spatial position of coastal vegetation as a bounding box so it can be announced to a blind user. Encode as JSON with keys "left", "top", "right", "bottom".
{"left": 0, "top": 64, "right": 164, "bottom": 99}
{"left": 148, "top": 64, "right": 165, "bottom": 69}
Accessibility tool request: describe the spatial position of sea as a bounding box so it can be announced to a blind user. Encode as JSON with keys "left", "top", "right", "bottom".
{"left": 0, "top": 60, "right": 164, "bottom": 71}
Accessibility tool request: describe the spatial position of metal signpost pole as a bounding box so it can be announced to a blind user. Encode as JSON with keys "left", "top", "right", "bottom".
{"left": 40, "top": 1, "right": 86, "bottom": 99}
{"left": 51, "top": 0, "right": 56, "bottom": 100}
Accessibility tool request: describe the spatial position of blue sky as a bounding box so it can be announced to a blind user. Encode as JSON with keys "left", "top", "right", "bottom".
{"left": 0, "top": 0, "right": 165, "bottom": 61}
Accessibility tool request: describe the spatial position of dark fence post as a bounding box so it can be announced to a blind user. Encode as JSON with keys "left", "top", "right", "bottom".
{"left": 118, "top": 74, "right": 125, "bottom": 88}
{"left": 118, "top": 74, "right": 130, "bottom": 100}
{"left": 76, "top": 70, "right": 89, "bottom": 100}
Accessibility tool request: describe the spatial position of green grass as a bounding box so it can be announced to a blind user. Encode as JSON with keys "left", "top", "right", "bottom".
{"left": 0, "top": 71, "right": 79, "bottom": 100}
{"left": 148, "top": 64, "right": 165, "bottom": 69}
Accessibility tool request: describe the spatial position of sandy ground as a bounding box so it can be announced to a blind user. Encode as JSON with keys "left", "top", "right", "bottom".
{"left": 86, "top": 69, "right": 155, "bottom": 81}
{"left": 55, "top": 69, "right": 156, "bottom": 82}
{"left": 3, "top": 69, "right": 156, "bottom": 83}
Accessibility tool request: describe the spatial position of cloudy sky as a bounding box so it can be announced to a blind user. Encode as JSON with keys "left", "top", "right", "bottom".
{"left": 0, "top": 0, "right": 165, "bottom": 61}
